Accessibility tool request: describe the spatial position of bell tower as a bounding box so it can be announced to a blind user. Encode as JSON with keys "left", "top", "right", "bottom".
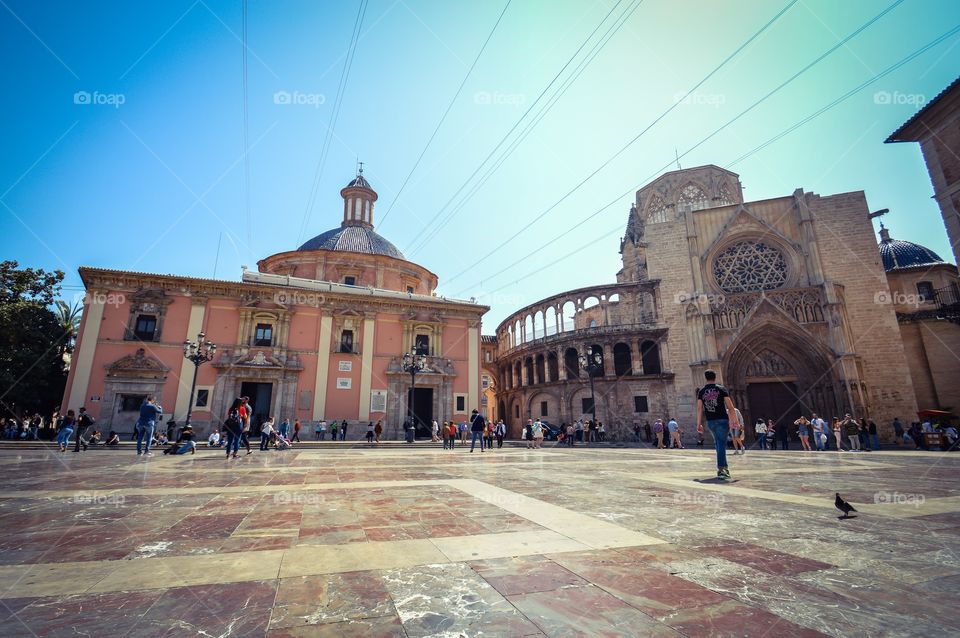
{"left": 340, "top": 162, "right": 378, "bottom": 229}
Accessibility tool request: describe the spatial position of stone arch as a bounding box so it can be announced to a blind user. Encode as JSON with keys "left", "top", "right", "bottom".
{"left": 613, "top": 342, "right": 633, "bottom": 376}
{"left": 640, "top": 340, "right": 661, "bottom": 375}
{"left": 528, "top": 391, "right": 560, "bottom": 421}
{"left": 524, "top": 315, "right": 534, "bottom": 343}
{"left": 676, "top": 181, "right": 709, "bottom": 213}
{"left": 561, "top": 301, "right": 576, "bottom": 332}
{"left": 534, "top": 353, "right": 546, "bottom": 384}
{"left": 533, "top": 310, "right": 545, "bottom": 340}
{"left": 546, "top": 351, "right": 559, "bottom": 382}
{"left": 564, "top": 347, "right": 580, "bottom": 379}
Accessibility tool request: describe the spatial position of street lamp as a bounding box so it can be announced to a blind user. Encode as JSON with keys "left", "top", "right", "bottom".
{"left": 401, "top": 349, "right": 428, "bottom": 440}
{"left": 182, "top": 332, "right": 216, "bottom": 428}
{"left": 578, "top": 346, "right": 603, "bottom": 424}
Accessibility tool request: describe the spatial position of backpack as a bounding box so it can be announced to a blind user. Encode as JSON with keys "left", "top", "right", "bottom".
{"left": 224, "top": 411, "right": 241, "bottom": 435}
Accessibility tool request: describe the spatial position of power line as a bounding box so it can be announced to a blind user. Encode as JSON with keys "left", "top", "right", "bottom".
{"left": 447, "top": 0, "right": 903, "bottom": 290}
{"left": 409, "top": 0, "right": 647, "bottom": 255}
{"left": 402, "top": 0, "right": 628, "bottom": 254}
{"left": 459, "top": 18, "right": 958, "bottom": 303}
{"left": 378, "top": 0, "right": 512, "bottom": 228}
{"left": 296, "top": 0, "right": 369, "bottom": 245}
{"left": 727, "top": 23, "right": 960, "bottom": 167}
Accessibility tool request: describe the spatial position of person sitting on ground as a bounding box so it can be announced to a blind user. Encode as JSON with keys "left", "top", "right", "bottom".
{"left": 171, "top": 425, "right": 196, "bottom": 455}
{"left": 105, "top": 430, "right": 120, "bottom": 446}
{"left": 88, "top": 430, "right": 102, "bottom": 446}
{"left": 208, "top": 430, "right": 221, "bottom": 447}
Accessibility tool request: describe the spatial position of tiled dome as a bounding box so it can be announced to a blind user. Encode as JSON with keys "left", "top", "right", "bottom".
{"left": 297, "top": 225, "right": 405, "bottom": 259}
{"left": 878, "top": 226, "right": 944, "bottom": 271}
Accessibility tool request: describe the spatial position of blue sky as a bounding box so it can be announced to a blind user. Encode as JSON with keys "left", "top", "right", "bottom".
{"left": 1, "top": 0, "right": 958, "bottom": 329}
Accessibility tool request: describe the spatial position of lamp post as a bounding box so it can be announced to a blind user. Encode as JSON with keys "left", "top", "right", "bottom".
{"left": 401, "top": 349, "right": 427, "bottom": 440}
{"left": 182, "top": 332, "right": 217, "bottom": 428}
{"left": 578, "top": 346, "right": 603, "bottom": 424}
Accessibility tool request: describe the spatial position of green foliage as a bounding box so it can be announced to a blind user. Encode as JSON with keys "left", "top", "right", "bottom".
{"left": 0, "top": 261, "right": 69, "bottom": 417}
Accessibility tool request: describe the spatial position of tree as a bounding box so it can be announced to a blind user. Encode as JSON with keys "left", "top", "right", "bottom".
{"left": 54, "top": 299, "right": 83, "bottom": 361}
{"left": 0, "top": 261, "right": 69, "bottom": 418}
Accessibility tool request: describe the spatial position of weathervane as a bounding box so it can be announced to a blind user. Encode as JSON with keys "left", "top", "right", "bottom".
{"left": 357, "top": 159, "right": 364, "bottom": 175}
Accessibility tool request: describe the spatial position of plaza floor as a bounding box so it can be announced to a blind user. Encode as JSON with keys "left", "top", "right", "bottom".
{"left": 0, "top": 443, "right": 957, "bottom": 637}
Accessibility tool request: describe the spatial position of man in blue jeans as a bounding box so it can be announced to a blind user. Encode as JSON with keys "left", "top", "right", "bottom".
{"left": 696, "top": 370, "right": 740, "bottom": 481}
{"left": 469, "top": 409, "right": 485, "bottom": 453}
{"left": 136, "top": 396, "right": 162, "bottom": 457}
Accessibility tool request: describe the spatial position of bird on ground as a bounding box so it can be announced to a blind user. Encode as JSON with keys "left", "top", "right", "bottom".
{"left": 835, "top": 493, "right": 858, "bottom": 519}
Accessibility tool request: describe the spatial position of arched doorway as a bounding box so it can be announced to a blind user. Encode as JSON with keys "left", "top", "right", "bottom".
{"left": 723, "top": 321, "right": 846, "bottom": 443}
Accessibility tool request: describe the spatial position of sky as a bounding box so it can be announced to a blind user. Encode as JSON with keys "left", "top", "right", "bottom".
{"left": 1, "top": 0, "right": 958, "bottom": 331}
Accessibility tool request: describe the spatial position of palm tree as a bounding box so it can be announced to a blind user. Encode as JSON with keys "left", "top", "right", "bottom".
{"left": 55, "top": 299, "right": 83, "bottom": 362}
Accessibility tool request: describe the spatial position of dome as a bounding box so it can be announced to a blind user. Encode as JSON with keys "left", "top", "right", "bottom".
{"left": 878, "top": 226, "right": 945, "bottom": 271}
{"left": 297, "top": 225, "right": 405, "bottom": 259}
{"left": 345, "top": 174, "right": 371, "bottom": 189}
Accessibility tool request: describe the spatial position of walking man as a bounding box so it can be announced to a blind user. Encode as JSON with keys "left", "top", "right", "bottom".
{"left": 340, "top": 420, "right": 348, "bottom": 441}
{"left": 469, "top": 409, "right": 486, "bottom": 453}
{"left": 292, "top": 419, "right": 302, "bottom": 443}
{"left": 495, "top": 420, "right": 505, "bottom": 448}
{"left": 73, "top": 407, "right": 95, "bottom": 452}
{"left": 696, "top": 370, "right": 740, "bottom": 481}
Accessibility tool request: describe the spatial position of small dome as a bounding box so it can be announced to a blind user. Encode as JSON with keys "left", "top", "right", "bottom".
{"left": 298, "top": 225, "right": 404, "bottom": 259}
{"left": 878, "top": 226, "right": 945, "bottom": 271}
{"left": 345, "top": 174, "right": 371, "bottom": 189}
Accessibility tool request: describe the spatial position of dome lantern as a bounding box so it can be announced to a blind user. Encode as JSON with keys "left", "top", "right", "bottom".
{"left": 340, "top": 162, "right": 378, "bottom": 229}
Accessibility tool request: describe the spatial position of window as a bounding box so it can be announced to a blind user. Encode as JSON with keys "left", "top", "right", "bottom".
{"left": 340, "top": 330, "right": 354, "bottom": 353}
{"left": 195, "top": 389, "right": 209, "bottom": 408}
{"left": 677, "top": 183, "right": 708, "bottom": 212}
{"left": 916, "top": 281, "right": 935, "bottom": 303}
{"left": 481, "top": 375, "right": 490, "bottom": 389}
{"left": 640, "top": 340, "right": 662, "bottom": 375}
{"left": 515, "top": 404, "right": 520, "bottom": 418}
{"left": 485, "top": 351, "right": 492, "bottom": 363}
{"left": 415, "top": 334, "right": 429, "bottom": 356}
{"left": 634, "top": 396, "right": 649, "bottom": 413}
{"left": 407, "top": 286, "right": 414, "bottom": 294}
{"left": 133, "top": 315, "right": 156, "bottom": 340}
{"left": 713, "top": 241, "right": 788, "bottom": 293}
{"left": 456, "top": 395, "right": 466, "bottom": 411}
{"left": 254, "top": 323, "right": 273, "bottom": 346}
{"left": 344, "top": 276, "right": 356, "bottom": 286}
{"left": 540, "top": 401, "right": 548, "bottom": 416}
{"left": 613, "top": 343, "right": 632, "bottom": 376}
{"left": 120, "top": 395, "right": 146, "bottom": 412}
{"left": 581, "top": 397, "right": 595, "bottom": 415}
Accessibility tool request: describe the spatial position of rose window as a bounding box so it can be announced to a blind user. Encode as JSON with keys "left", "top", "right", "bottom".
{"left": 713, "top": 241, "right": 788, "bottom": 293}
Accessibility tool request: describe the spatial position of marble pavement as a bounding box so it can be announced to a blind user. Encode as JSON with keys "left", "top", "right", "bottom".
{"left": 0, "top": 443, "right": 957, "bottom": 637}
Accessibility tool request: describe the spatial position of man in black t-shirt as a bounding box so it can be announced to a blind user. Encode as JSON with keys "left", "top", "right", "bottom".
{"left": 696, "top": 370, "right": 740, "bottom": 480}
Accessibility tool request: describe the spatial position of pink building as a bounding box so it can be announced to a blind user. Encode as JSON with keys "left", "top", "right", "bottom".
{"left": 61, "top": 171, "right": 488, "bottom": 439}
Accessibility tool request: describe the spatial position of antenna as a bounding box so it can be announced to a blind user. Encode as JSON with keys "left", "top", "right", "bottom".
{"left": 674, "top": 149, "right": 681, "bottom": 170}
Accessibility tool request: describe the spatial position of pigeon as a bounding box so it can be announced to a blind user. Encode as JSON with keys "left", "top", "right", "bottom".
{"left": 835, "top": 493, "right": 858, "bottom": 519}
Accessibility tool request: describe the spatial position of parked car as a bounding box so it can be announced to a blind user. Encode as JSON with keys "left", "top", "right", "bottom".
{"left": 539, "top": 421, "right": 562, "bottom": 440}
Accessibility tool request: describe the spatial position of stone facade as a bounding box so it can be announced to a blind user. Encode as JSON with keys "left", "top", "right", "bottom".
{"left": 494, "top": 165, "right": 919, "bottom": 441}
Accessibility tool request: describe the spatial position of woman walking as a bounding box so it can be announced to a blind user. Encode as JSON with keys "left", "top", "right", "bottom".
{"left": 531, "top": 419, "right": 544, "bottom": 449}
{"left": 224, "top": 401, "right": 243, "bottom": 459}
{"left": 832, "top": 417, "right": 843, "bottom": 450}
{"left": 754, "top": 419, "right": 767, "bottom": 450}
{"left": 56, "top": 410, "right": 76, "bottom": 452}
{"left": 858, "top": 418, "right": 872, "bottom": 452}
{"left": 374, "top": 420, "right": 383, "bottom": 444}
{"left": 795, "top": 416, "right": 812, "bottom": 451}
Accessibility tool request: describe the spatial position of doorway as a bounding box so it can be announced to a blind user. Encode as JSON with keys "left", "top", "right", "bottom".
{"left": 747, "top": 381, "right": 803, "bottom": 441}
{"left": 407, "top": 387, "right": 433, "bottom": 437}
{"left": 239, "top": 382, "right": 273, "bottom": 433}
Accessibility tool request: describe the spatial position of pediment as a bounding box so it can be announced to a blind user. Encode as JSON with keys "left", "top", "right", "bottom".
{"left": 702, "top": 204, "right": 797, "bottom": 257}
{"left": 106, "top": 348, "right": 169, "bottom": 375}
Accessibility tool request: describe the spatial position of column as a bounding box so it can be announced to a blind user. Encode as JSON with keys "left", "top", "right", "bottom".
{"left": 312, "top": 315, "right": 333, "bottom": 420}
{"left": 357, "top": 316, "right": 376, "bottom": 420}
{"left": 174, "top": 298, "right": 208, "bottom": 420}
{"left": 64, "top": 290, "right": 107, "bottom": 413}
{"left": 603, "top": 343, "right": 615, "bottom": 378}
{"left": 468, "top": 324, "right": 480, "bottom": 412}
